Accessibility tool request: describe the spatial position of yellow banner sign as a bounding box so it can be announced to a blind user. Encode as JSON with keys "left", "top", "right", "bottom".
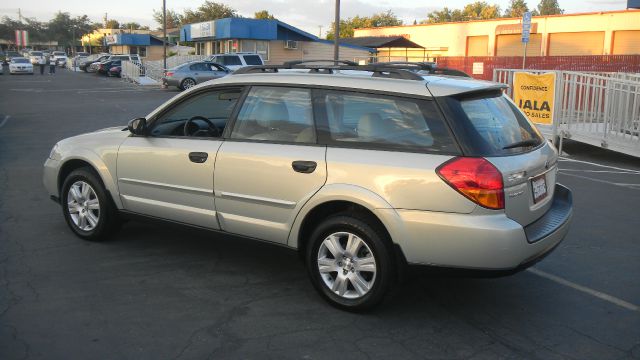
{"left": 513, "top": 72, "right": 556, "bottom": 125}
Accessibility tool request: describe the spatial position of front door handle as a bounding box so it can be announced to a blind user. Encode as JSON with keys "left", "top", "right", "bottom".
{"left": 292, "top": 160, "right": 317, "bottom": 174}
{"left": 189, "top": 152, "right": 208, "bottom": 163}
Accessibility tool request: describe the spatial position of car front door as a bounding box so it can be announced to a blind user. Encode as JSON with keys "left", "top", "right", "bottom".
{"left": 116, "top": 87, "right": 243, "bottom": 228}
{"left": 214, "top": 86, "right": 327, "bottom": 244}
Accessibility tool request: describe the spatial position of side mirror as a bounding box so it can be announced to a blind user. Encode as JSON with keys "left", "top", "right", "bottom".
{"left": 128, "top": 117, "right": 147, "bottom": 135}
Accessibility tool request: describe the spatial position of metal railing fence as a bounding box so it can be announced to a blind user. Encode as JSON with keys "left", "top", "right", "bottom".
{"left": 121, "top": 60, "right": 145, "bottom": 83}
{"left": 494, "top": 69, "right": 640, "bottom": 157}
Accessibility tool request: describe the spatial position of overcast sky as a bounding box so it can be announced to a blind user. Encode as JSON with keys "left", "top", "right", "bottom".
{"left": 0, "top": 0, "right": 630, "bottom": 36}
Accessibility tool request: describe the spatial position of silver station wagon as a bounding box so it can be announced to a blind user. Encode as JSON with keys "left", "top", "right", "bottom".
{"left": 43, "top": 61, "right": 573, "bottom": 310}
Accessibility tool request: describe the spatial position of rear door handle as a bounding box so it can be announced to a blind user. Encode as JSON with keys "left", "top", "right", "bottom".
{"left": 292, "top": 160, "right": 317, "bottom": 174}
{"left": 189, "top": 152, "right": 208, "bottom": 163}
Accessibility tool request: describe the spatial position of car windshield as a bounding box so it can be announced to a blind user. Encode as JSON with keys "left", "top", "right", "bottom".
{"left": 53, "top": 52, "right": 65, "bottom": 56}
{"left": 30, "top": 52, "right": 43, "bottom": 56}
{"left": 13, "top": 58, "right": 29, "bottom": 63}
{"left": 440, "top": 91, "right": 544, "bottom": 156}
{"left": 8, "top": 52, "right": 20, "bottom": 56}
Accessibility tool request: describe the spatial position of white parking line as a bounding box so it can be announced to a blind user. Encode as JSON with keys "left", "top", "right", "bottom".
{"left": 527, "top": 268, "right": 639, "bottom": 312}
{"left": 559, "top": 157, "right": 640, "bottom": 174}
{"left": 558, "top": 169, "right": 640, "bottom": 175}
{"left": 0, "top": 115, "right": 9, "bottom": 128}
{"left": 558, "top": 171, "right": 640, "bottom": 190}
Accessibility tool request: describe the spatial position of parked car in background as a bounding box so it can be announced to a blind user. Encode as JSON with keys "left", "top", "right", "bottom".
{"left": 90, "top": 54, "right": 140, "bottom": 73}
{"left": 205, "top": 53, "right": 263, "bottom": 71}
{"left": 75, "top": 52, "right": 89, "bottom": 57}
{"left": 107, "top": 60, "right": 122, "bottom": 77}
{"left": 51, "top": 51, "right": 68, "bottom": 67}
{"left": 9, "top": 57, "right": 34, "bottom": 74}
{"left": 162, "top": 61, "right": 231, "bottom": 90}
{"left": 5, "top": 51, "right": 22, "bottom": 64}
{"left": 29, "top": 51, "right": 45, "bottom": 65}
{"left": 79, "top": 54, "right": 109, "bottom": 72}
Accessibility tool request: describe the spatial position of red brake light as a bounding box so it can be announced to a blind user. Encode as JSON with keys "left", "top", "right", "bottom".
{"left": 436, "top": 157, "right": 504, "bottom": 210}
{"left": 165, "top": 71, "right": 174, "bottom": 77}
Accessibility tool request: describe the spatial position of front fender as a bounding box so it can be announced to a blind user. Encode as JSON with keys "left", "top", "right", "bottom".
{"left": 58, "top": 149, "right": 121, "bottom": 208}
{"left": 286, "top": 183, "right": 407, "bottom": 249}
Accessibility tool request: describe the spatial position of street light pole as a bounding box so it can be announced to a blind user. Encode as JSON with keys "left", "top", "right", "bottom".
{"left": 333, "top": 0, "right": 340, "bottom": 63}
{"left": 163, "top": 0, "right": 167, "bottom": 72}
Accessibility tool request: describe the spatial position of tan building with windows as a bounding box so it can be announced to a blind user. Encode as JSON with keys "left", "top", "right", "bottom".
{"left": 353, "top": 9, "right": 640, "bottom": 59}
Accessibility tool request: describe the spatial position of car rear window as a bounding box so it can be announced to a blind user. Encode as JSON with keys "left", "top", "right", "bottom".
{"left": 242, "top": 55, "right": 262, "bottom": 65}
{"left": 321, "top": 90, "right": 459, "bottom": 153}
{"left": 440, "top": 91, "right": 544, "bottom": 156}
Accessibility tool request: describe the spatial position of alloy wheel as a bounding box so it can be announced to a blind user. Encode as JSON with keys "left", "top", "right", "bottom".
{"left": 317, "top": 232, "right": 377, "bottom": 299}
{"left": 66, "top": 181, "right": 100, "bottom": 231}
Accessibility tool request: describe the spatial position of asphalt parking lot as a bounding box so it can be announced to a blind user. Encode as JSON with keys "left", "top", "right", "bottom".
{"left": 1, "top": 67, "right": 639, "bottom": 360}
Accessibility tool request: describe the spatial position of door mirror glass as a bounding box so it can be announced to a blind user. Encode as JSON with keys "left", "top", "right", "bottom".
{"left": 128, "top": 117, "right": 147, "bottom": 135}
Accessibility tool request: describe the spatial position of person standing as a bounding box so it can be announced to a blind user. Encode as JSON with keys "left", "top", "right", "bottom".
{"left": 38, "top": 54, "right": 46, "bottom": 75}
{"left": 48, "top": 55, "right": 56, "bottom": 75}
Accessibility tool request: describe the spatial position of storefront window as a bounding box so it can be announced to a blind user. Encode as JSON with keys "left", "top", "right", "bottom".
{"left": 256, "top": 41, "right": 269, "bottom": 61}
{"left": 139, "top": 46, "right": 147, "bottom": 57}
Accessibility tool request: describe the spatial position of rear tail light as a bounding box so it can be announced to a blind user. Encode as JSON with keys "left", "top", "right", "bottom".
{"left": 165, "top": 71, "right": 174, "bottom": 77}
{"left": 436, "top": 157, "right": 504, "bottom": 210}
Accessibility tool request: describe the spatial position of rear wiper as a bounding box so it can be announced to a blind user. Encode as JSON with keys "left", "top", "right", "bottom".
{"left": 502, "top": 139, "right": 541, "bottom": 150}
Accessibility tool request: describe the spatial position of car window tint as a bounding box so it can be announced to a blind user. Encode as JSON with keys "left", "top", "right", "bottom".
{"left": 222, "top": 56, "right": 242, "bottom": 66}
{"left": 150, "top": 88, "right": 242, "bottom": 138}
{"left": 231, "top": 87, "right": 315, "bottom": 143}
{"left": 242, "top": 55, "right": 262, "bottom": 65}
{"left": 189, "top": 63, "right": 209, "bottom": 71}
{"left": 323, "top": 91, "right": 458, "bottom": 153}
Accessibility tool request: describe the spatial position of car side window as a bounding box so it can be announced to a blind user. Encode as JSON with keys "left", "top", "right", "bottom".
{"left": 189, "top": 63, "right": 209, "bottom": 71}
{"left": 242, "top": 55, "right": 262, "bottom": 65}
{"left": 322, "top": 90, "right": 458, "bottom": 153}
{"left": 150, "top": 88, "right": 243, "bottom": 138}
{"left": 230, "top": 87, "right": 316, "bottom": 143}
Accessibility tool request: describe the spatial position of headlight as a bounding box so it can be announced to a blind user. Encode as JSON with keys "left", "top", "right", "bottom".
{"left": 48, "top": 143, "right": 61, "bottom": 160}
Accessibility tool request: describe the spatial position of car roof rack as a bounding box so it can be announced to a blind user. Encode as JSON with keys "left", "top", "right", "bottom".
{"left": 233, "top": 60, "right": 425, "bottom": 81}
{"left": 373, "top": 61, "right": 472, "bottom": 78}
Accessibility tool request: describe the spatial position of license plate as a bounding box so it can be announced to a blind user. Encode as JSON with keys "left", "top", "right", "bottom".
{"left": 531, "top": 174, "right": 548, "bottom": 204}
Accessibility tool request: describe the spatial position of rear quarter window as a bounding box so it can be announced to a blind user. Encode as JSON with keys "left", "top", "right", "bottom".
{"left": 242, "top": 55, "right": 262, "bottom": 65}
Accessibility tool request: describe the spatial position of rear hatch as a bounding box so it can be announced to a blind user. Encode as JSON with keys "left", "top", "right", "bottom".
{"left": 437, "top": 90, "right": 558, "bottom": 227}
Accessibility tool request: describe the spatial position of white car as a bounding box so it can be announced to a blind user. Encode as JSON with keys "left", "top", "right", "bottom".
{"left": 51, "top": 51, "right": 68, "bottom": 67}
{"left": 205, "top": 53, "right": 264, "bottom": 72}
{"left": 29, "top": 51, "right": 44, "bottom": 65}
{"left": 9, "top": 57, "right": 34, "bottom": 74}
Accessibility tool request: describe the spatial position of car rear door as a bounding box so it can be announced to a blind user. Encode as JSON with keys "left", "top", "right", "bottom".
{"left": 213, "top": 86, "right": 327, "bottom": 244}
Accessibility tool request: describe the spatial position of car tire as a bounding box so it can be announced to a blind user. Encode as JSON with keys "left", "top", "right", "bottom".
{"left": 180, "top": 78, "right": 197, "bottom": 90}
{"left": 61, "top": 167, "right": 120, "bottom": 241}
{"left": 306, "top": 214, "right": 395, "bottom": 311}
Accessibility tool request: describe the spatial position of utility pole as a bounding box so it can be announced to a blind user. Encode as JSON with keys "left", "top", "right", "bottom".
{"left": 318, "top": 25, "right": 322, "bottom": 38}
{"left": 104, "top": 13, "right": 108, "bottom": 28}
{"left": 163, "top": 0, "right": 167, "bottom": 72}
{"left": 18, "top": 8, "right": 22, "bottom": 22}
{"left": 333, "top": 0, "right": 340, "bottom": 62}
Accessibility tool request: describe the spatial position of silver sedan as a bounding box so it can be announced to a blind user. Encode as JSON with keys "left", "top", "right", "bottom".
{"left": 162, "top": 61, "right": 230, "bottom": 90}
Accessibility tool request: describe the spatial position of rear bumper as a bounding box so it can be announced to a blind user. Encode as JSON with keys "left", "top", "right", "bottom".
{"left": 162, "top": 78, "right": 180, "bottom": 87}
{"left": 380, "top": 184, "right": 573, "bottom": 270}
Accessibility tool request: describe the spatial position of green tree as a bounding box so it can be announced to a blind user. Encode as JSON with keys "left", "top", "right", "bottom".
{"left": 120, "top": 22, "right": 149, "bottom": 30}
{"left": 423, "top": 7, "right": 465, "bottom": 23}
{"left": 326, "top": 10, "right": 401, "bottom": 39}
{"left": 462, "top": 1, "right": 501, "bottom": 20}
{"left": 105, "top": 19, "right": 120, "bottom": 29}
{"left": 533, "top": 0, "right": 563, "bottom": 15}
{"left": 152, "top": 9, "right": 182, "bottom": 29}
{"left": 181, "top": 1, "right": 238, "bottom": 24}
{"left": 254, "top": 10, "right": 275, "bottom": 20}
{"left": 504, "top": 0, "right": 529, "bottom": 17}
{"left": 423, "top": 2, "right": 501, "bottom": 23}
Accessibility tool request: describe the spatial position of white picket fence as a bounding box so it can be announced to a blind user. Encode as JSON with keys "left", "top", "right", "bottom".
{"left": 494, "top": 69, "right": 640, "bottom": 157}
